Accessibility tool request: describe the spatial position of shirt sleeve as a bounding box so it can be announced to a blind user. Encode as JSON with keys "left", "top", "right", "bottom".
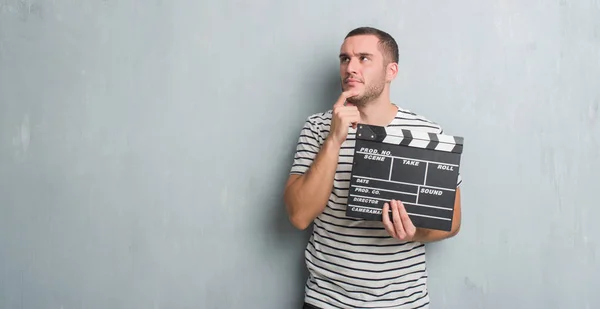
{"left": 289, "top": 116, "right": 322, "bottom": 175}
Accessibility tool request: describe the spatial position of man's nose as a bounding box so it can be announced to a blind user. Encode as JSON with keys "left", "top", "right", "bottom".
{"left": 346, "top": 58, "right": 359, "bottom": 74}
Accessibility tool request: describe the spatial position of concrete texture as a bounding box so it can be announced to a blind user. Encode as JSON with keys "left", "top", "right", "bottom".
{"left": 1, "top": 0, "right": 599, "bottom": 308}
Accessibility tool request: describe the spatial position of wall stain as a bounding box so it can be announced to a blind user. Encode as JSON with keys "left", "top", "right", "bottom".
{"left": 12, "top": 114, "right": 31, "bottom": 160}
{"left": 0, "top": 0, "right": 43, "bottom": 21}
{"left": 589, "top": 100, "right": 598, "bottom": 123}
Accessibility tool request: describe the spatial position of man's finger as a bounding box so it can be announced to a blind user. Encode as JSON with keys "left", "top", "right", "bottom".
{"left": 391, "top": 200, "right": 406, "bottom": 239}
{"left": 335, "top": 106, "right": 358, "bottom": 115}
{"left": 342, "top": 107, "right": 361, "bottom": 128}
{"left": 333, "top": 90, "right": 359, "bottom": 108}
{"left": 398, "top": 200, "right": 416, "bottom": 236}
{"left": 335, "top": 107, "right": 361, "bottom": 129}
{"left": 333, "top": 93, "right": 349, "bottom": 108}
{"left": 347, "top": 114, "right": 360, "bottom": 129}
{"left": 352, "top": 114, "right": 361, "bottom": 129}
{"left": 382, "top": 203, "right": 397, "bottom": 238}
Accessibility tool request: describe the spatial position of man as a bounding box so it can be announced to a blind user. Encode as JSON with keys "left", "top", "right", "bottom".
{"left": 283, "top": 26, "right": 462, "bottom": 309}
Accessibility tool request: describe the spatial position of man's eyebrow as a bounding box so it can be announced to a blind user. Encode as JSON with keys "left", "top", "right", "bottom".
{"left": 339, "top": 52, "right": 374, "bottom": 58}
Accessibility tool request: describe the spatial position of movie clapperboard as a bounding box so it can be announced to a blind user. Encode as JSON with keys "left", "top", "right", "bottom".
{"left": 346, "top": 124, "right": 464, "bottom": 231}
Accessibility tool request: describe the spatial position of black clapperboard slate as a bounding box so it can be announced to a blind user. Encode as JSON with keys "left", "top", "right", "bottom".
{"left": 346, "top": 123, "right": 464, "bottom": 231}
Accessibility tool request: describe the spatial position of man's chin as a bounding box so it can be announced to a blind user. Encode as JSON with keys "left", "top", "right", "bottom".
{"left": 344, "top": 87, "right": 362, "bottom": 97}
{"left": 346, "top": 95, "right": 365, "bottom": 105}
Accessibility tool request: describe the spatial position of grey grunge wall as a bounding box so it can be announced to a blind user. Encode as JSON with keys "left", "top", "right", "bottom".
{"left": 1, "top": 1, "right": 599, "bottom": 308}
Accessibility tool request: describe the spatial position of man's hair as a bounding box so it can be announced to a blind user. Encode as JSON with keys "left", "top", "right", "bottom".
{"left": 345, "top": 27, "right": 399, "bottom": 64}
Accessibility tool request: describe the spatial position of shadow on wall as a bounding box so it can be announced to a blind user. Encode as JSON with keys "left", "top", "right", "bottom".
{"left": 320, "top": 64, "right": 344, "bottom": 110}
{"left": 267, "top": 156, "right": 311, "bottom": 307}
{"left": 269, "top": 61, "right": 343, "bottom": 240}
{"left": 265, "top": 60, "right": 343, "bottom": 306}
{"left": 269, "top": 59, "right": 342, "bottom": 238}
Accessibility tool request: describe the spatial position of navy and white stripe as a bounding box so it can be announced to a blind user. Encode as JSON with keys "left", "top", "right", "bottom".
{"left": 290, "top": 105, "right": 462, "bottom": 309}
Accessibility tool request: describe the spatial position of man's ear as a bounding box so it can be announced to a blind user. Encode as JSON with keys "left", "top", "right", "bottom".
{"left": 386, "top": 62, "right": 399, "bottom": 82}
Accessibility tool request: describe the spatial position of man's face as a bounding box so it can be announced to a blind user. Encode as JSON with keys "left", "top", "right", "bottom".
{"left": 339, "top": 35, "right": 389, "bottom": 106}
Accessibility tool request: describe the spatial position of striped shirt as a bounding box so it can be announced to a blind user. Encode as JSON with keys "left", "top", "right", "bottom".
{"left": 289, "top": 105, "right": 462, "bottom": 309}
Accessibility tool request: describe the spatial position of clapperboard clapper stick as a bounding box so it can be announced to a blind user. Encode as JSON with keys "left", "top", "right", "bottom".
{"left": 346, "top": 123, "right": 464, "bottom": 232}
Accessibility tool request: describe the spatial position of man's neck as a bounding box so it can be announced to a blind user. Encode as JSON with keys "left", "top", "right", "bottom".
{"left": 357, "top": 97, "right": 398, "bottom": 127}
